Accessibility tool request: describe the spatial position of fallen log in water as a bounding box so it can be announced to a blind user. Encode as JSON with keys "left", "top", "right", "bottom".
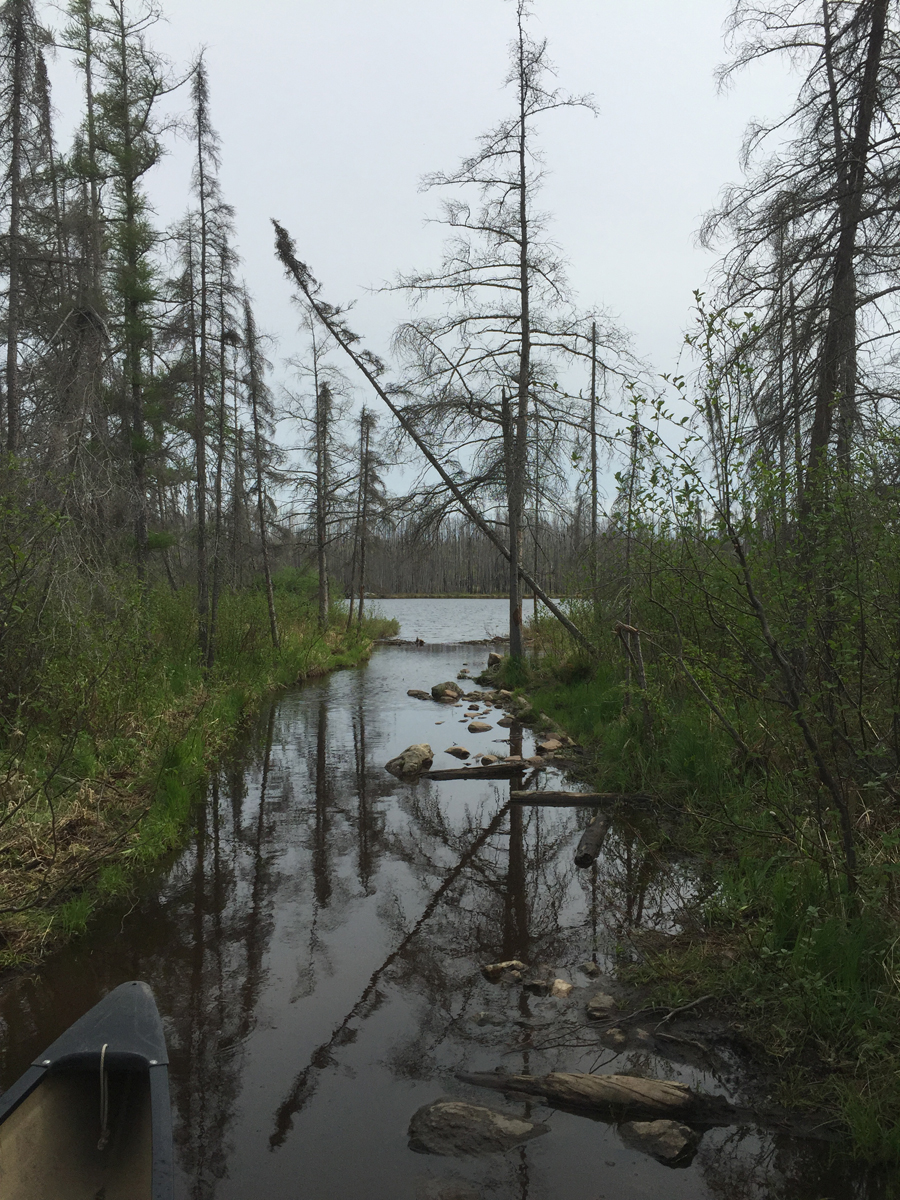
{"left": 509, "top": 791, "right": 652, "bottom": 805}
{"left": 422, "top": 762, "right": 546, "bottom": 781}
{"left": 574, "top": 814, "right": 611, "bottom": 868}
{"left": 457, "top": 1071, "right": 741, "bottom": 1126}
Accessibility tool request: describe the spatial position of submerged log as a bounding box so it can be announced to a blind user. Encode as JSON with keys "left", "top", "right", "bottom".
{"left": 509, "top": 791, "right": 651, "bottom": 805}
{"left": 422, "top": 763, "right": 546, "bottom": 781}
{"left": 574, "top": 814, "right": 611, "bottom": 868}
{"left": 457, "top": 1071, "right": 740, "bottom": 1126}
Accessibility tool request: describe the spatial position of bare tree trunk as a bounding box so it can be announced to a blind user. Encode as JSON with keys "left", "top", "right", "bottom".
{"left": 5, "top": 1, "right": 25, "bottom": 454}
{"left": 357, "top": 414, "right": 371, "bottom": 627}
{"left": 315, "top": 381, "right": 329, "bottom": 630}
{"left": 805, "top": 0, "right": 886, "bottom": 492}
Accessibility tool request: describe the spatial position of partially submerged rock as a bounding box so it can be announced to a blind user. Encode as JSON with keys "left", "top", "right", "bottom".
{"left": 468, "top": 721, "right": 492, "bottom": 733}
{"left": 586, "top": 992, "right": 617, "bottom": 1019}
{"left": 618, "top": 1119, "right": 700, "bottom": 1165}
{"left": 408, "top": 1099, "right": 549, "bottom": 1157}
{"left": 496, "top": 717, "right": 514, "bottom": 728}
{"left": 446, "top": 746, "right": 470, "bottom": 760}
{"left": 550, "top": 979, "right": 573, "bottom": 998}
{"left": 481, "top": 754, "right": 500, "bottom": 766}
{"left": 482, "top": 959, "right": 527, "bottom": 982}
{"left": 432, "top": 681, "right": 464, "bottom": 702}
{"left": 408, "top": 689, "right": 431, "bottom": 701}
{"left": 535, "top": 738, "right": 563, "bottom": 755}
{"left": 385, "top": 744, "right": 434, "bottom": 777}
{"left": 487, "top": 652, "right": 502, "bottom": 667}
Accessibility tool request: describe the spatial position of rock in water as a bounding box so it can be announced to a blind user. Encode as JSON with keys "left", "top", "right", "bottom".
{"left": 468, "top": 721, "right": 492, "bottom": 733}
{"left": 551, "top": 979, "right": 573, "bottom": 998}
{"left": 481, "top": 754, "right": 499, "bottom": 765}
{"left": 407, "top": 689, "right": 431, "bottom": 701}
{"left": 446, "top": 746, "right": 470, "bottom": 760}
{"left": 536, "top": 738, "right": 563, "bottom": 754}
{"left": 586, "top": 992, "right": 617, "bottom": 1019}
{"left": 487, "top": 652, "right": 502, "bottom": 667}
{"left": 496, "top": 716, "right": 514, "bottom": 728}
{"left": 385, "top": 744, "right": 434, "bottom": 777}
{"left": 482, "top": 960, "right": 528, "bottom": 981}
{"left": 618, "top": 1119, "right": 700, "bottom": 1164}
{"left": 432, "top": 681, "right": 464, "bottom": 702}
{"left": 408, "top": 1099, "right": 548, "bottom": 1157}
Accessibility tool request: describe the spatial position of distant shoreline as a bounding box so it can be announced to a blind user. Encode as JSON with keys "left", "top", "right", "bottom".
{"left": 363, "top": 593, "right": 571, "bottom": 601}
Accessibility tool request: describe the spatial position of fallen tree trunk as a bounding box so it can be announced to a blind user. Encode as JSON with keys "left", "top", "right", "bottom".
{"left": 574, "top": 814, "right": 611, "bottom": 868}
{"left": 457, "top": 1071, "right": 740, "bottom": 1126}
{"left": 422, "top": 763, "right": 546, "bottom": 781}
{"left": 509, "top": 791, "right": 651, "bottom": 805}
{"left": 272, "top": 221, "right": 600, "bottom": 658}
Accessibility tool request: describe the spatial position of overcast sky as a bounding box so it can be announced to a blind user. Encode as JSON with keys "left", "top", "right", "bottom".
{"left": 49, "top": 0, "right": 796, "bottom": 404}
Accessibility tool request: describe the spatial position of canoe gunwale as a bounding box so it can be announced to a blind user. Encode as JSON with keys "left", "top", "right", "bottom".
{"left": 0, "top": 981, "right": 174, "bottom": 1200}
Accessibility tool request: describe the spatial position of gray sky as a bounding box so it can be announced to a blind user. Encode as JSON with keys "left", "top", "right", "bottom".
{"left": 49, "top": 1, "right": 796, "bottom": 417}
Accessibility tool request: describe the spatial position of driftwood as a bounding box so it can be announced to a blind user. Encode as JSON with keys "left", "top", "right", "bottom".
{"left": 574, "top": 814, "right": 611, "bottom": 868}
{"left": 509, "top": 791, "right": 651, "bottom": 805}
{"left": 422, "top": 763, "right": 546, "bottom": 781}
{"left": 457, "top": 1070, "right": 740, "bottom": 1126}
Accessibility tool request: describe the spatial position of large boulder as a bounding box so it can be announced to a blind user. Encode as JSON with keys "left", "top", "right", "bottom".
{"left": 432, "top": 681, "right": 464, "bottom": 702}
{"left": 385, "top": 744, "right": 434, "bottom": 777}
{"left": 408, "top": 1099, "right": 548, "bottom": 1157}
{"left": 618, "top": 1119, "right": 700, "bottom": 1164}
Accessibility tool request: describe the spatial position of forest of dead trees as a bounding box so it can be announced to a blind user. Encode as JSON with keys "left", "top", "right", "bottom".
{"left": 4, "top": 0, "right": 900, "bottom": 909}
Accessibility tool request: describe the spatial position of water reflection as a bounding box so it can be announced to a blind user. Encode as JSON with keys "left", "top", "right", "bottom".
{"left": 0, "top": 645, "right": 885, "bottom": 1200}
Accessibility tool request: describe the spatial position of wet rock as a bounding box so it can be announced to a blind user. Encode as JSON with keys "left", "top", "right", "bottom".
{"left": 408, "top": 689, "right": 431, "bottom": 701}
{"left": 536, "top": 738, "right": 563, "bottom": 755}
{"left": 551, "top": 979, "right": 573, "bottom": 998}
{"left": 581, "top": 961, "right": 601, "bottom": 978}
{"left": 618, "top": 1119, "right": 700, "bottom": 1165}
{"left": 481, "top": 754, "right": 499, "bottom": 766}
{"left": 482, "top": 959, "right": 527, "bottom": 982}
{"left": 587, "top": 992, "right": 617, "bottom": 1019}
{"left": 487, "top": 652, "right": 502, "bottom": 667}
{"left": 600, "top": 1026, "right": 628, "bottom": 1049}
{"left": 385, "top": 744, "right": 434, "bottom": 777}
{"left": 496, "top": 717, "right": 514, "bottom": 728}
{"left": 471, "top": 1011, "right": 507, "bottom": 1027}
{"left": 432, "top": 681, "right": 464, "bottom": 702}
{"left": 522, "top": 975, "right": 550, "bottom": 996}
{"left": 468, "top": 721, "right": 492, "bottom": 733}
{"left": 524, "top": 756, "right": 544, "bottom": 767}
{"left": 408, "top": 1099, "right": 549, "bottom": 1157}
{"left": 446, "top": 746, "right": 470, "bottom": 760}
{"left": 463, "top": 711, "right": 480, "bottom": 719}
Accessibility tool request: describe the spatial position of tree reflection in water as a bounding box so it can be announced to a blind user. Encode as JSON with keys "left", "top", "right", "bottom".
{"left": 0, "top": 648, "right": 885, "bottom": 1200}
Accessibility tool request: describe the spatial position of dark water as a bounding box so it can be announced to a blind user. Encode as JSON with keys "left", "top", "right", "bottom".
{"left": 0, "top": 609, "right": 886, "bottom": 1198}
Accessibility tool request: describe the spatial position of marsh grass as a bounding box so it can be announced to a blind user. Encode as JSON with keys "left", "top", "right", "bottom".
{"left": 0, "top": 571, "right": 396, "bottom": 967}
{"left": 517, "top": 626, "right": 900, "bottom": 1165}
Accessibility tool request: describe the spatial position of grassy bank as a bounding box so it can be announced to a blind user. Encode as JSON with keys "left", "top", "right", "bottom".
{"left": 489, "top": 627, "right": 900, "bottom": 1169}
{"left": 0, "top": 567, "right": 396, "bottom": 969}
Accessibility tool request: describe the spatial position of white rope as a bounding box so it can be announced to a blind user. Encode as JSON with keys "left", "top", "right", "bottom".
{"left": 97, "top": 1043, "right": 109, "bottom": 1151}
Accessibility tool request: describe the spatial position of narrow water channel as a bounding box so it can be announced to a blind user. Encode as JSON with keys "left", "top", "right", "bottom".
{"left": 0, "top": 602, "right": 884, "bottom": 1198}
